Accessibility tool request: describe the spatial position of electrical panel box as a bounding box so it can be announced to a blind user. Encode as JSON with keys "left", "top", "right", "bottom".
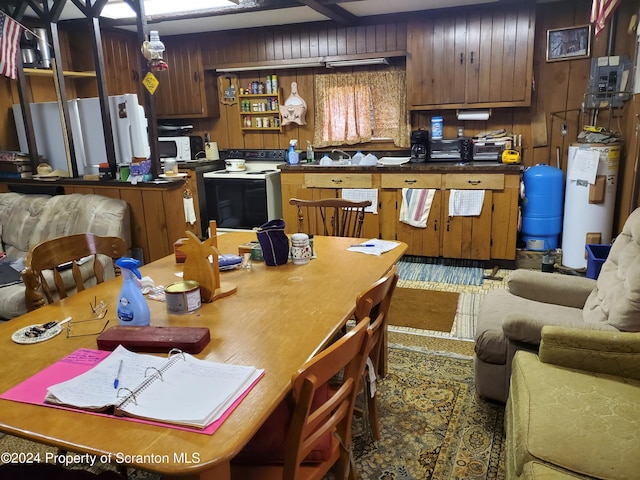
{"left": 585, "top": 56, "right": 633, "bottom": 109}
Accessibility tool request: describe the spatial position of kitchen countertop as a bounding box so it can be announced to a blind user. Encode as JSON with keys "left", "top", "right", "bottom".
{"left": 278, "top": 161, "right": 523, "bottom": 173}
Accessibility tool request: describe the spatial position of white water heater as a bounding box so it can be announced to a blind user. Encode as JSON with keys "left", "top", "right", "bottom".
{"left": 561, "top": 144, "right": 620, "bottom": 269}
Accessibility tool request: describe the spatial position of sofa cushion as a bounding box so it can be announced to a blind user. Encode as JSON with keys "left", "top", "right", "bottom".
{"left": 583, "top": 208, "right": 640, "bottom": 331}
{"left": 30, "top": 194, "right": 131, "bottom": 248}
{"left": 0, "top": 193, "right": 50, "bottom": 260}
{"left": 509, "top": 351, "right": 640, "bottom": 479}
{"left": 0, "top": 192, "right": 130, "bottom": 320}
{"left": 475, "top": 289, "right": 584, "bottom": 364}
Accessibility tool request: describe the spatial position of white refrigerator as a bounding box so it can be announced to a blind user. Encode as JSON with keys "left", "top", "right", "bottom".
{"left": 13, "top": 93, "right": 150, "bottom": 176}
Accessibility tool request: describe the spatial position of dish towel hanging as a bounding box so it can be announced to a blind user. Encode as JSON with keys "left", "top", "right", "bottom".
{"left": 448, "top": 189, "right": 485, "bottom": 216}
{"left": 399, "top": 188, "right": 435, "bottom": 228}
{"left": 183, "top": 188, "right": 196, "bottom": 225}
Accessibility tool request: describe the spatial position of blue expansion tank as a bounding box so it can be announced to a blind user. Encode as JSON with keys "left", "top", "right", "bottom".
{"left": 521, "top": 164, "right": 564, "bottom": 251}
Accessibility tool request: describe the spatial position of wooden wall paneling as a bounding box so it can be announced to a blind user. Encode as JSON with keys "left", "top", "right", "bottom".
{"left": 295, "top": 70, "right": 315, "bottom": 151}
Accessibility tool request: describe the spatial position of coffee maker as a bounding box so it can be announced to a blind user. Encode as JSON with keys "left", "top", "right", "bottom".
{"left": 410, "top": 129, "right": 429, "bottom": 163}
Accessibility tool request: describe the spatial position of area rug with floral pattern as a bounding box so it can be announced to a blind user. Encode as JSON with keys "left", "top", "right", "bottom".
{"left": 349, "top": 346, "right": 506, "bottom": 480}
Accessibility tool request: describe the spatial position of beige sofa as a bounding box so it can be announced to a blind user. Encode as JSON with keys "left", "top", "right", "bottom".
{"left": 0, "top": 192, "right": 130, "bottom": 320}
{"left": 474, "top": 207, "right": 640, "bottom": 403}
{"left": 506, "top": 326, "right": 640, "bottom": 479}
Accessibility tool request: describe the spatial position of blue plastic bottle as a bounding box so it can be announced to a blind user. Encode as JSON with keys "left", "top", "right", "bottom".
{"left": 287, "top": 139, "right": 299, "bottom": 165}
{"left": 116, "top": 257, "right": 150, "bottom": 326}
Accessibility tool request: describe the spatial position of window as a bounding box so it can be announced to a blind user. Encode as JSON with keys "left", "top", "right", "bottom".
{"left": 313, "top": 70, "right": 410, "bottom": 148}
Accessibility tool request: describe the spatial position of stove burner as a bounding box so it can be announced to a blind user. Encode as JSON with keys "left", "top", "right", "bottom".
{"left": 247, "top": 170, "right": 278, "bottom": 175}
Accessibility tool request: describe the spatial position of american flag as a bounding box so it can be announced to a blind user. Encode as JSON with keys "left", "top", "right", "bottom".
{"left": 0, "top": 12, "right": 22, "bottom": 80}
{"left": 591, "top": 0, "right": 622, "bottom": 36}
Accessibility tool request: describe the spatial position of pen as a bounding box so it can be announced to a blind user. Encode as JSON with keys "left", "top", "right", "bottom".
{"left": 351, "top": 244, "right": 376, "bottom": 247}
{"left": 114, "top": 360, "right": 123, "bottom": 389}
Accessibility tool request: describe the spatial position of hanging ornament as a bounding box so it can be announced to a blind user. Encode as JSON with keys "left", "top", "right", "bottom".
{"left": 141, "top": 30, "right": 168, "bottom": 71}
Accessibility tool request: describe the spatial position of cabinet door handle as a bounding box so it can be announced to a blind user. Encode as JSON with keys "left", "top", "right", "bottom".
{"left": 470, "top": 51, "right": 475, "bottom": 64}
{"left": 468, "top": 179, "right": 481, "bottom": 185}
{"left": 404, "top": 179, "right": 417, "bottom": 184}
{"left": 194, "top": 71, "right": 200, "bottom": 82}
{"left": 331, "top": 179, "right": 343, "bottom": 184}
{"left": 447, "top": 218, "right": 451, "bottom": 231}
{"left": 459, "top": 52, "right": 464, "bottom": 65}
{"left": 434, "top": 219, "right": 438, "bottom": 231}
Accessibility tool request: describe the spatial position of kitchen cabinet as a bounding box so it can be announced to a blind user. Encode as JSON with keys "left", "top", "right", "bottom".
{"left": 380, "top": 174, "right": 442, "bottom": 257}
{"left": 280, "top": 167, "right": 520, "bottom": 261}
{"left": 154, "top": 37, "right": 219, "bottom": 119}
{"left": 407, "top": 4, "right": 535, "bottom": 109}
{"left": 239, "top": 91, "right": 282, "bottom": 133}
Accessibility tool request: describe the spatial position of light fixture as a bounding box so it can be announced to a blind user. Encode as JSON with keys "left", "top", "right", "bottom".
{"left": 101, "top": 0, "right": 238, "bottom": 19}
{"left": 456, "top": 109, "right": 492, "bottom": 121}
{"left": 325, "top": 58, "right": 389, "bottom": 68}
{"left": 215, "top": 62, "right": 325, "bottom": 72}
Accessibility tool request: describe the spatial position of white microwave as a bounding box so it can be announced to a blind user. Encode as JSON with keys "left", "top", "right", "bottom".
{"left": 158, "top": 136, "right": 203, "bottom": 161}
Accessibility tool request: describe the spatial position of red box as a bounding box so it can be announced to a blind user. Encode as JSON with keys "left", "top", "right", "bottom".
{"left": 97, "top": 326, "right": 210, "bottom": 354}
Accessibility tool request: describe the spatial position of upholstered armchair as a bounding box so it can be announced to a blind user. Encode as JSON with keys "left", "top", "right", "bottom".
{"left": 474, "top": 207, "right": 640, "bottom": 403}
{"left": 506, "top": 326, "right": 640, "bottom": 479}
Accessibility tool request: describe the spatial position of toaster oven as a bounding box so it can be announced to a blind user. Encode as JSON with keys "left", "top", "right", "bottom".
{"left": 429, "top": 138, "right": 472, "bottom": 162}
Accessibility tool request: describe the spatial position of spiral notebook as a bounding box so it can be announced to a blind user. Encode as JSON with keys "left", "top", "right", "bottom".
{"left": 42, "top": 345, "right": 263, "bottom": 430}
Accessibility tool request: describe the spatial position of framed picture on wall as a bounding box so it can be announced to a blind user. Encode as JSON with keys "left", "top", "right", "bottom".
{"left": 546, "top": 25, "right": 592, "bottom": 62}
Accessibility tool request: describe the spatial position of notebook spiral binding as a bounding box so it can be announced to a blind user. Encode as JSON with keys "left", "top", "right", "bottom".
{"left": 115, "top": 349, "right": 186, "bottom": 410}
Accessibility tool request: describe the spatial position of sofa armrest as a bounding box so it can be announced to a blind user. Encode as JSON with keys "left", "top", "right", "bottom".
{"left": 502, "top": 314, "right": 617, "bottom": 345}
{"left": 507, "top": 269, "right": 596, "bottom": 308}
{"left": 538, "top": 326, "right": 640, "bottom": 381}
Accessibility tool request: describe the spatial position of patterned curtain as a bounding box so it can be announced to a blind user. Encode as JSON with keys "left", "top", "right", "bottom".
{"left": 313, "top": 70, "right": 409, "bottom": 148}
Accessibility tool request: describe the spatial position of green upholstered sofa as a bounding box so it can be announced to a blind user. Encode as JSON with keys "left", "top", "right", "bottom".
{"left": 506, "top": 326, "right": 640, "bottom": 479}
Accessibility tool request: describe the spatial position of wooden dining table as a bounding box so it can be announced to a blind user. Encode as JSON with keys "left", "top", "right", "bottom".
{"left": 0, "top": 232, "right": 406, "bottom": 479}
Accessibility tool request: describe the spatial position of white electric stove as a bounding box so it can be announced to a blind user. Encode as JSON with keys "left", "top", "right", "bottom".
{"left": 203, "top": 149, "right": 285, "bottom": 230}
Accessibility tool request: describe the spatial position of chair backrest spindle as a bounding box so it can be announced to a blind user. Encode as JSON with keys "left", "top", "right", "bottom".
{"left": 289, "top": 198, "right": 372, "bottom": 238}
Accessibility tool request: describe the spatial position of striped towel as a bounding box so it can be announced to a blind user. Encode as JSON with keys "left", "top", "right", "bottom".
{"left": 399, "top": 188, "right": 435, "bottom": 228}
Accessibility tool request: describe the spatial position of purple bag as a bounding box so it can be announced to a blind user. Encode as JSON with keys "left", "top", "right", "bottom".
{"left": 256, "top": 219, "right": 289, "bottom": 266}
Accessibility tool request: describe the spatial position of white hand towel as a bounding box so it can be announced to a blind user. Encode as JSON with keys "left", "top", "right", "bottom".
{"left": 448, "top": 189, "right": 485, "bottom": 216}
{"left": 183, "top": 197, "right": 197, "bottom": 225}
{"left": 399, "top": 188, "right": 435, "bottom": 228}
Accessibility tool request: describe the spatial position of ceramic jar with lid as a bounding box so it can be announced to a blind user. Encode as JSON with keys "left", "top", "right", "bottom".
{"left": 290, "top": 233, "right": 311, "bottom": 265}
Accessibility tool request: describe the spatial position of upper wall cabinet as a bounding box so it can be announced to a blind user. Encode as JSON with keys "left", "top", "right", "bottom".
{"left": 154, "top": 37, "right": 219, "bottom": 119}
{"left": 407, "top": 4, "right": 535, "bottom": 110}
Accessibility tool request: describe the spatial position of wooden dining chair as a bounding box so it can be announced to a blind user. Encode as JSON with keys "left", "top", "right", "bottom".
{"left": 231, "top": 318, "right": 370, "bottom": 480}
{"left": 289, "top": 198, "right": 372, "bottom": 237}
{"left": 353, "top": 264, "right": 399, "bottom": 441}
{"left": 22, "top": 233, "right": 128, "bottom": 311}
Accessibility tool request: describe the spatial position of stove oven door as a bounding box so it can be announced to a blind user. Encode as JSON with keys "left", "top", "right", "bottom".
{"left": 204, "top": 177, "right": 268, "bottom": 229}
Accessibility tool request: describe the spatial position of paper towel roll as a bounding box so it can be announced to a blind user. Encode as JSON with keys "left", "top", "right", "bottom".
{"left": 456, "top": 110, "right": 491, "bottom": 121}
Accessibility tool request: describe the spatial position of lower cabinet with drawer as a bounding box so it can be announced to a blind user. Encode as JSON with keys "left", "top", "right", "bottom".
{"left": 281, "top": 168, "right": 520, "bottom": 261}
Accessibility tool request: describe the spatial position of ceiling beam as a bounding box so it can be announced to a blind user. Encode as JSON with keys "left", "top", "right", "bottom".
{"left": 294, "top": 0, "right": 357, "bottom": 24}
